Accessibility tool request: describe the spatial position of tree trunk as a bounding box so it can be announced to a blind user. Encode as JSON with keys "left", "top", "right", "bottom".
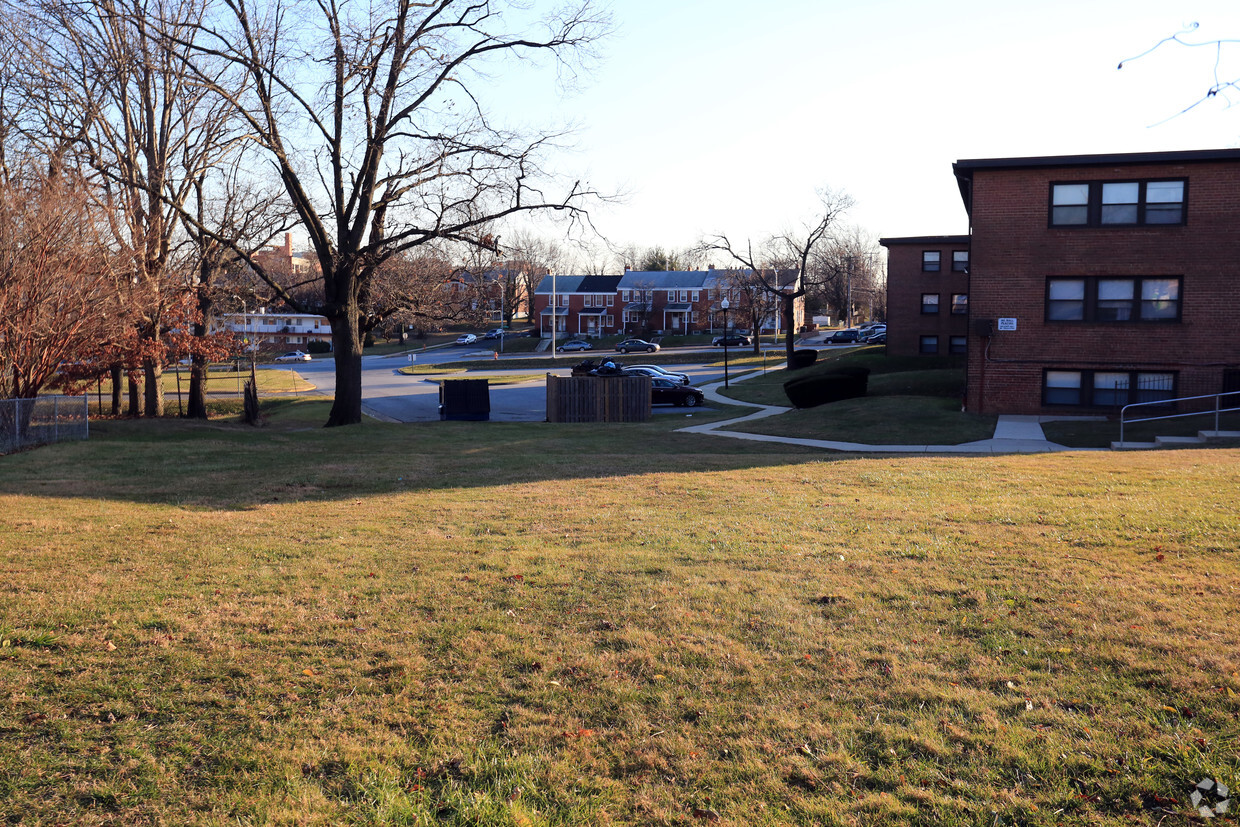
{"left": 143, "top": 359, "right": 164, "bottom": 417}
{"left": 110, "top": 365, "right": 123, "bottom": 415}
{"left": 186, "top": 305, "right": 210, "bottom": 419}
{"left": 186, "top": 358, "right": 208, "bottom": 419}
{"left": 127, "top": 374, "right": 140, "bottom": 416}
{"left": 783, "top": 294, "right": 796, "bottom": 365}
{"left": 325, "top": 311, "right": 364, "bottom": 427}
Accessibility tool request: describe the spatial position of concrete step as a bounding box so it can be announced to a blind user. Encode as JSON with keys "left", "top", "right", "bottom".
{"left": 1154, "top": 435, "right": 1206, "bottom": 447}
{"left": 1200, "top": 430, "right": 1240, "bottom": 440}
{"left": 1111, "top": 440, "right": 1159, "bottom": 450}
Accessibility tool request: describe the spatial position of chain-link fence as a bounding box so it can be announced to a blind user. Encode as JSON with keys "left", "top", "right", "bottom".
{"left": 0, "top": 396, "right": 90, "bottom": 454}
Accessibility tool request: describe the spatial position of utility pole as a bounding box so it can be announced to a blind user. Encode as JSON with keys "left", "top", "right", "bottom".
{"left": 845, "top": 255, "right": 854, "bottom": 329}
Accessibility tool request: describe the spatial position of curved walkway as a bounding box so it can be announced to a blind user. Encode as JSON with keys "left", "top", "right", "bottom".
{"left": 678, "top": 369, "right": 1088, "bottom": 454}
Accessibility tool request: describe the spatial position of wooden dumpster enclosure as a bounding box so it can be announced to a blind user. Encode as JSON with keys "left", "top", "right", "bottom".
{"left": 546, "top": 375, "right": 652, "bottom": 422}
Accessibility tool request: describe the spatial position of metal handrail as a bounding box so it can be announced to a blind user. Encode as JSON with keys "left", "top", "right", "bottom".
{"left": 1119, "top": 390, "right": 1240, "bottom": 445}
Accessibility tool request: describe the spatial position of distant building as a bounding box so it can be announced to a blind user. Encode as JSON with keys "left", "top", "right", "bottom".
{"left": 252, "top": 233, "right": 320, "bottom": 277}
{"left": 218, "top": 310, "right": 331, "bottom": 349}
{"left": 531, "top": 268, "right": 804, "bottom": 339}
{"left": 879, "top": 235, "right": 970, "bottom": 358}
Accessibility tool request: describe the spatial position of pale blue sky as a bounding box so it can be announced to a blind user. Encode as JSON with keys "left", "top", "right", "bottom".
{"left": 481, "top": 0, "right": 1240, "bottom": 254}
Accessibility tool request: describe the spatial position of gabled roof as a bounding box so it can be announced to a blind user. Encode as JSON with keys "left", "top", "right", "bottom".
{"left": 618, "top": 270, "right": 718, "bottom": 290}
{"left": 533, "top": 275, "right": 622, "bottom": 294}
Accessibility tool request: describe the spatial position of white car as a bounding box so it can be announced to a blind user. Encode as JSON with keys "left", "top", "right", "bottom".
{"left": 274, "top": 351, "right": 312, "bottom": 362}
{"left": 622, "top": 364, "right": 690, "bottom": 385}
{"left": 455, "top": 333, "right": 478, "bottom": 345}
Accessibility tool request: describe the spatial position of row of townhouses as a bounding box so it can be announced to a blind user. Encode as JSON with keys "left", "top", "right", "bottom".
{"left": 532, "top": 268, "right": 804, "bottom": 338}
{"left": 883, "top": 147, "right": 1240, "bottom": 416}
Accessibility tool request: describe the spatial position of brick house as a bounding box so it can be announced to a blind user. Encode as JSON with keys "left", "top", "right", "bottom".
{"left": 953, "top": 148, "right": 1240, "bottom": 415}
{"left": 533, "top": 275, "right": 623, "bottom": 337}
{"left": 878, "top": 235, "right": 970, "bottom": 357}
{"left": 617, "top": 270, "right": 719, "bottom": 335}
{"left": 532, "top": 269, "right": 806, "bottom": 339}
{"left": 252, "top": 233, "right": 320, "bottom": 277}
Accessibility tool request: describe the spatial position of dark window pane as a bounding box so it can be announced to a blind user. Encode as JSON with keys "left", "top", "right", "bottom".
{"left": 1045, "top": 371, "right": 1081, "bottom": 405}
{"left": 1052, "top": 205, "right": 1088, "bottom": 225}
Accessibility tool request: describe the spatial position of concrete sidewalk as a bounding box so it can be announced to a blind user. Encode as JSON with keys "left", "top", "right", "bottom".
{"left": 680, "top": 371, "right": 1092, "bottom": 454}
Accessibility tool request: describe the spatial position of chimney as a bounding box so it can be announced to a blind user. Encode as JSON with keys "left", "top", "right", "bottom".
{"left": 283, "top": 233, "right": 293, "bottom": 256}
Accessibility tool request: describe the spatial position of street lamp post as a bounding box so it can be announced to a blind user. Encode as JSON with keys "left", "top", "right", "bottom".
{"left": 721, "top": 297, "right": 730, "bottom": 388}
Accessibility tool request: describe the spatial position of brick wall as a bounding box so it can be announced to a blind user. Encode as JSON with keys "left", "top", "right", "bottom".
{"left": 883, "top": 238, "right": 971, "bottom": 358}
{"left": 965, "top": 158, "right": 1240, "bottom": 414}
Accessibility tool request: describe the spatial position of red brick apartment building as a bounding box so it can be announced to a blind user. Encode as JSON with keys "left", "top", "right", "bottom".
{"left": 953, "top": 148, "right": 1240, "bottom": 415}
{"left": 878, "top": 235, "right": 970, "bottom": 358}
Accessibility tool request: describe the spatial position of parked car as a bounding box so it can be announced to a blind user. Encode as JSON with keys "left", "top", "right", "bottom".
{"left": 651, "top": 377, "right": 705, "bottom": 407}
{"left": 622, "top": 364, "right": 690, "bottom": 385}
{"left": 455, "top": 333, "right": 478, "bottom": 345}
{"left": 827, "top": 329, "right": 861, "bottom": 344}
{"left": 557, "top": 339, "right": 593, "bottom": 352}
{"left": 865, "top": 331, "right": 887, "bottom": 344}
{"left": 860, "top": 326, "right": 887, "bottom": 343}
{"left": 857, "top": 321, "right": 884, "bottom": 333}
{"left": 482, "top": 328, "right": 504, "bottom": 340}
{"left": 712, "top": 334, "right": 751, "bottom": 347}
{"left": 616, "top": 338, "right": 660, "bottom": 354}
{"left": 274, "top": 350, "right": 312, "bottom": 362}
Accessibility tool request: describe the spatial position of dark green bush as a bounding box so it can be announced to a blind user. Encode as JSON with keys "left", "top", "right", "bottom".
{"left": 783, "top": 368, "right": 870, "bottom": 408}
{"left": 788, "top": 349, "right": 818, "bottom": 370}
{"left": 307, "top": 340, "right": 332, "bottom": 354}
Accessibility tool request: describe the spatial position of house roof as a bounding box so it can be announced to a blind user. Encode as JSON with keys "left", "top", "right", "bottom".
{"left": 662, "top": 303, "right": 693, "bottom": 312}
{"left": 618, "top": 270, "right": 717, "bottom": 290}
{"left": 533, "top": 275, "right": 622, "bottom": 294}
{"left": 952, "top": 147, "right": 1240, "bottom": 218}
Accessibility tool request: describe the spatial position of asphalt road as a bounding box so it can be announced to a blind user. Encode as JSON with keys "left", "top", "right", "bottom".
{"left": 273, "top": 345, "right": 748, "bottom": 423}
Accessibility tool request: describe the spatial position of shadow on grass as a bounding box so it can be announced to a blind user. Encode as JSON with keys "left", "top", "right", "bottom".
{"left": 0, "top": 397, "right": 852, "bottom": 509}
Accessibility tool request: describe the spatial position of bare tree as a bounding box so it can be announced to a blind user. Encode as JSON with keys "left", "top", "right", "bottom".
{"left": 15, "top": 0, "right": 249, "bottom": 417}
{"left": 1119, "top": 24, "right": 1240, "bottom": 120}
{"left": 715, "top": 268, "right": 779, "bottom": 349}
{"left": 807, "top": 226, "right": 884, "bottom": 325}
{"left": 181, "top": 158, "right": 292, "bottom": 418}
{"left": 177, "top": 0, "right": 610, "bottom": 426}
{"left": 505, "top": 230, "right": 567, "bottom": 321}
{"left": 702, "top": 188, "right": 854, "bottom": 364}
{"left": 0, "top": 168, "right": 122, "bottom": 402}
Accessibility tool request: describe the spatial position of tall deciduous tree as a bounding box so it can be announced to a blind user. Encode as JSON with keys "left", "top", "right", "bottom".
{"left": 182, "top": 0, "right": 610, "bottom": 426}
{"left": 16, "top": 0, "right": 248, "bottom": 417}
{"left": 702, "top": 188, "right": 854, "bottom": 364}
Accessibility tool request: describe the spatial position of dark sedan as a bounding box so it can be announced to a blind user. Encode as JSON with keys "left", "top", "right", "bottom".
{"left": 712, "top": 334, "right": 751, "bottom": 347}
{"left": 556, "top": 339, "right": 593, "bottom": 352}
{"left": 622, "top": 365, "right": 690, "bottom": 385}
{"left": 827, "top": 329, "right": 861, "bottom": 344}
{"left": 651, "top": 377, "right": 705, "bottom": 407}
{"left": 616, "top": 338, "right": 660, "bottom": 353}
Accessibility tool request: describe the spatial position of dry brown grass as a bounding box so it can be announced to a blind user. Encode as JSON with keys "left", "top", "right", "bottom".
{"left": 0, "top": 412, "right": 1237, "bottom": 825}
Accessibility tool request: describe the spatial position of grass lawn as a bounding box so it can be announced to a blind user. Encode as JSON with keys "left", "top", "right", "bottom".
{"left": 79, "top": 368, "right": 319, "bottom": 413}
{"left": 717, "top": 349, "right": 994, "bottom": 446}
{"left": 1, "top": 404, "right": 1237, "bottom": 825}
